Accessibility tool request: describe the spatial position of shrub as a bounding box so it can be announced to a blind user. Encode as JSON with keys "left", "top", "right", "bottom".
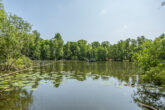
{"left": 143, "top": 64, "right": 165, "bottom": 86}
{"left": 14, "top": 56, "right": 32, "bottom": 69}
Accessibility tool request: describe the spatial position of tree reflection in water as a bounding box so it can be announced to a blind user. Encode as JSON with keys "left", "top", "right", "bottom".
{"left": 0, "top": 88, "right": 33, "bottom": 110}
{"left": 133, "top": 86, "right": 165, "bottom": 110}
{"left": 0, "top": 61, "right": 164, "bottom": 110}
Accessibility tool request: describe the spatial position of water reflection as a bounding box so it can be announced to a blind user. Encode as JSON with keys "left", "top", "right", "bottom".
{"left": 0, "top": 88, "right": 33, "bottom": 110}
{"left": 133, "top": 86, "right": 165, "bottom": 110}
{"left": 0, "top": 61, "right": 164, "bottom": 110}
{"left": 43, "top": 61, "right": 139, "bottom": 86}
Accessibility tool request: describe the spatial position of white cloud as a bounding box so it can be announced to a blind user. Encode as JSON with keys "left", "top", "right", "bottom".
{"left": 123, "top": 25, "right": 128, "bottom": 29}
{"left": 100, "top": 9, "right": 107, "bottom": 15}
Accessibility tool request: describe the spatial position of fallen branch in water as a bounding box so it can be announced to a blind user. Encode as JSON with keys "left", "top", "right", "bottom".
{"left": 0, "top": 67, "right": 33, "bottom": 78}
{"left": 138, "top": 102, "right": 157, "bottom": 110}
{"left": 0, "top": 62, "right": 54, "bottom": 78}
{"left": 0, "top": 62, "right": 55, "bottom": 94}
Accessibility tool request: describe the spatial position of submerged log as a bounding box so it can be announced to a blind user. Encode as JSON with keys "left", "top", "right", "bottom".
{"left": 83, "top": 57, "right": 96, "bottom": 62}
{"left": 84, "top": 58, "right": 89, "bottom": 62}
{"left": 138, "top": 102, "right": 157, "bottom": 110}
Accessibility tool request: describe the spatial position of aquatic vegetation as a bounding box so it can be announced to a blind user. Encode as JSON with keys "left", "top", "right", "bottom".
{"left": 0, "top": 61, "right": 164, "bottom": 110}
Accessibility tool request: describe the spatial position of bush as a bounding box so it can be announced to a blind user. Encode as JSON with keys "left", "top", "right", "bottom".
{"left": 1, "top": 56, "right": 32, "bottom": 71}
{"left": 143, "top": 64, "right": 165, "bottom": 86}
{"left": 14, "top": 56, "right": 32, "bottom": 69}
{"left": 133, "top": 35, "right": 165, "bottom": 86}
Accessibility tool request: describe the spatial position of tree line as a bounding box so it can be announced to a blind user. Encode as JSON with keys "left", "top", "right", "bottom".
{"left": 0, "top": 1, "right": 165, "bottom": 86}
{"left": 0, "top": 1, "right": 150, "bottom": 68}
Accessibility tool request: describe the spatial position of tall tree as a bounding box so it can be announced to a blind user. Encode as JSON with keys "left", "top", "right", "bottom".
{"left": 77, "top": 40, "right": 88, "bottom": 60}
{"left": 32, "top": 30, "right": 41, "bottom": 60}
{"left": 97, "top": 46, "right": 108, "bottom": 61}
{"left": 51, "top": 33, "right": 64, "bottom": 60}
{"left": 63, "top": 42, "right": 72, "bottom": 59}
{"left": 40, "top": 40, "right": 51, "bottom": 60}
{"left": 0, "top": 12, "right": 32, "bottom": 69}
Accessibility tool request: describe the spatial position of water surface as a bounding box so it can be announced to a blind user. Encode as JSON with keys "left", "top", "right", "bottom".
{"left": 0, "top": 61, "right": 164, "bottom": 110}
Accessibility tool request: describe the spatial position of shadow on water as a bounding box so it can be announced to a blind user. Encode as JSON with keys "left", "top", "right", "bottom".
{"left": 0, "top": 60, "right": 164, "bottom": 110}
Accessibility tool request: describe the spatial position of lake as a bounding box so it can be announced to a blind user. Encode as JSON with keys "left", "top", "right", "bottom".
{"left": 0, "top": 61, "right": 164, "bottom": 110}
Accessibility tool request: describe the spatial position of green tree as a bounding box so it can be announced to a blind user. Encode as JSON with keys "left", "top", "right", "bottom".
{"left": 51, "top": 33, "right": 64, "bottom": 60}
{"left": 97, "top": 46, "right": 108, "bottom": 61}
{"left": 0, "top": 10, "right": 32, "bottom": 70}
{"left": 77, "top": 40, "right": 88, "bottom": 60}
{"left": 101, "top": 41, "right": 110, "bottom": 48}
{"left": 31, "top": 30, "right": 41, "bottom": 60}
{"left": 69, "top": 42, "right": 80, "bottom": 60}
{"left": 129, "top": 39, "right": 137, "bottom": 62}
{"left": 63, "top": 42, "right": 72, "bottom": 59}
{"left": 92, "top": 41, "right": 100, "bottom": 48}
{"left": 40, "top": 40, "right": 51, "bottom": 60}
{"left": 134, "top": 34, "right": 165, "bottom": 86}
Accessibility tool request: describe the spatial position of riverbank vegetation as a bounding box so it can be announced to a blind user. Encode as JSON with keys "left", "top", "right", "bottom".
{"left": 134, "top": 35, "right": 165, "bottom": 86}
{"left": 0, "top": 2, "right": 165, "bottom": 86}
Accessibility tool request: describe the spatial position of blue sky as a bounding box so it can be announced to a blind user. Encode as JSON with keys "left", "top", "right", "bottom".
{"left": 3, "top": 0, "right": 165, "bottom": 43}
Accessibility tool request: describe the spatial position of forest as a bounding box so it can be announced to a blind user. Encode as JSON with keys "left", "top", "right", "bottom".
{"left": 0, "top": 1, "right": 165, "bottom": 86}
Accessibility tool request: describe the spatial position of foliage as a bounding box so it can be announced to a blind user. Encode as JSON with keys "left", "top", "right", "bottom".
{"left": 40, "top": 40, "right": 51, "bottom": 60}
{"left": 133, "top": 34, "right": 165, "bottom": 86}
{"left": 162, "top": 1, "right": 165, "bottom": 6}
{"left": 0, "top": 2, "right": 32, "bottom": 70}
{"left": 0, "top": 1, "right": 152, "bottom": 71}
{"left": 96, "top": 46, "right": 108, "bottom": 61}
{"left": 50, "top": 33, "right": 64, "bottom": 60}
{"left": 13, "top": 55, "right": 32, "bottom": 69}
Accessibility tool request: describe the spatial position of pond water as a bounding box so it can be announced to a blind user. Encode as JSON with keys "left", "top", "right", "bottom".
{"left": 0, "top": 61, "right": 164, "bottom": 110}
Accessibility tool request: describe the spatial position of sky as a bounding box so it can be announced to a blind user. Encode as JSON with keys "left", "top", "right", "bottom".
{"left": 3, "top": 0, "right": 165, "bottom": 43}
